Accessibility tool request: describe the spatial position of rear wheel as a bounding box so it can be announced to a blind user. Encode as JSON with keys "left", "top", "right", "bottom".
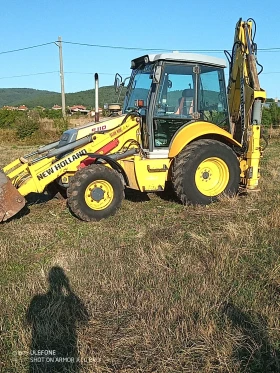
{"left": 172, "top": 139, "right": 240, "bottom": 205}
{"left": 67, "top": 165, "right": 124, "bottom": 221}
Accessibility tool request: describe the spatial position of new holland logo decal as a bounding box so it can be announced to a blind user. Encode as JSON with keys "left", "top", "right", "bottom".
{"left": 37, "top": 149, "right": 87, "bottom": 180}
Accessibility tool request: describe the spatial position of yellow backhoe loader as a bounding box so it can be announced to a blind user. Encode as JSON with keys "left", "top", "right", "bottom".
{"left": 0, "top": 18, "right": 266, "bottom": 222}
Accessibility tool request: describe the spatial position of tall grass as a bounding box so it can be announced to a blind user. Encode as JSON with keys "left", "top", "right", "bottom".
{"left": 0, "top": 140, "right": 280, "bottom": 372}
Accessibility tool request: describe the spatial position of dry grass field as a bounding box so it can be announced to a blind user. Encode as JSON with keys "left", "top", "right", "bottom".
{"left": 1, "top": 136, "right": 280, "bottom": 372}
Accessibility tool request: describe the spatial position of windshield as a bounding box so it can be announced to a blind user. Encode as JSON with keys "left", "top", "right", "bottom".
{"left": 123, "top": 64, "right": 153, "bottom": 113}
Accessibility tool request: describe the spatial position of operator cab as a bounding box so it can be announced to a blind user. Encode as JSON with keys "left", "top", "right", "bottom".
{"left": 117, "top": 52, "right": 229, "bottom": 157}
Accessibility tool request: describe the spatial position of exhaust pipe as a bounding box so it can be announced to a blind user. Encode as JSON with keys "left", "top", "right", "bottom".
{"left": 95, "top": 73, "right": 99, "bottom": 123}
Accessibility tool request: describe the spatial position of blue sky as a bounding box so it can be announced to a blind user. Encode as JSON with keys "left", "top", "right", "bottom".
{"left": 1, "top": 0, "right": 279, "bottom": 98}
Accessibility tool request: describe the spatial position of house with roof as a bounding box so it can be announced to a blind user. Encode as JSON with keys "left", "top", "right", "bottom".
{"left": 69, "top": 105, "right": 90, "bottom": 115}
{"left": 18, "top": 105, "right": 28, "bottom": 111}
{"left": 52, "top": 104, "right": 62, "bottom": 110}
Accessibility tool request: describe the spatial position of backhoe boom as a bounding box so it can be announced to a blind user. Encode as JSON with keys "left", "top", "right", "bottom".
{"left": 227, "top": 18, "right": 266, "bottom": 189}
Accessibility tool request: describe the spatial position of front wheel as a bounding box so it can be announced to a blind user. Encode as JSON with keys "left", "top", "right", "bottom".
{"left": 172, "top": 139, "right": 240, "bottom": 205}
{"left": 67, "top": 165, "right": 124, "bottom": 221}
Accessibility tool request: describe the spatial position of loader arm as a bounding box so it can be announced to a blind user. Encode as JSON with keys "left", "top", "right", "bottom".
{"left": 0, "top": 114, "right": 140, "bottom": 221}
{"left": 226, "top": 18, "right": 266, "bottom": 189}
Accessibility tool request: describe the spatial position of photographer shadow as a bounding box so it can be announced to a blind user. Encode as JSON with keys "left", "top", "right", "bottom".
{"left": 26, "top": 266, "right": 89, "bottom": 373}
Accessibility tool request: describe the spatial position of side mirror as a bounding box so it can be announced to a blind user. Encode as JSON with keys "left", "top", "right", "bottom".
{"left": 153, "top": 65, "right": 162, "bottom": 84}
{"left": 114, "top": 73, "right": 122, "bottom": 92}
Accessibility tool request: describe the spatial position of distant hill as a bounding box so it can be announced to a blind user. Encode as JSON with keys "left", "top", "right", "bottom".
{"left": 0, "top": 88, "right": 57, "bottom": 108}
{"left": 0, "top": 87, "right": 124, "bottom": 109}
{"left": 0, "top": 86, "right": 227, "bottom": 111}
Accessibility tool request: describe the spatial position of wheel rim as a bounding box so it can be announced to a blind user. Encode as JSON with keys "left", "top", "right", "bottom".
{"left": 85, "top": 179, "right": 114, "bottom": 210}
{"left": 195, "top": 157, "right": 229, "bottom": 196}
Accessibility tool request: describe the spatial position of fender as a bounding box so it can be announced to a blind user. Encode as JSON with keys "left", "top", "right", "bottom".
{"left": 85, "top": 153, "right": 130, "bottom": 185}
{"left": 168, "top": 121, "right": 242, "bottom": 158}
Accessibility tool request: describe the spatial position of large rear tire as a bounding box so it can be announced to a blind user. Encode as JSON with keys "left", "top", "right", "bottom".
{"left": 67, "top": 165, "right": 124, "bottom": 221}
{"left": 172, "top": 139, "right": 240, "bottom": 205}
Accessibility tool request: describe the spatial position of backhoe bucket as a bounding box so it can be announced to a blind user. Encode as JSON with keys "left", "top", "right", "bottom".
{"left": 0, "top": 172, "right": 25, "bottom": 222}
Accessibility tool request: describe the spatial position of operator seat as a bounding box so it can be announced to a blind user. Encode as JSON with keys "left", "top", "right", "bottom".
{"left": 175, "top": 89, "right": 194, "bottom": 115}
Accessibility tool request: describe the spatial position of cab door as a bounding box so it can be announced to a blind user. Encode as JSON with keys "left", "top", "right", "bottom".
{"left": 148, "top": 62, "right": 198, "bottom": 153}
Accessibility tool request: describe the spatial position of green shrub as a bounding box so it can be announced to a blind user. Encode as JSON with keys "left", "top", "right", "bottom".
{"left": 15, "top": 117, "right": 40, "bottom": 139}
{"left": 40, "top": 109, "right": 63, "bottom": 120}
{"left": 0, "top": 109, "right": 25, "bottom": 129}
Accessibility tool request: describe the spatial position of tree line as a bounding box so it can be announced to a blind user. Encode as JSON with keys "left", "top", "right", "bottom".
{"left": 0, "top": 86, "right": 125, "bottom": 109}
{"left": 262, "top": 102, "right": 280, "bottom": 128}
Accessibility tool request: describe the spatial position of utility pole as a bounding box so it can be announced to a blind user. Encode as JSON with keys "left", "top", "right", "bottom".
{"left": 56, "top": 36, "right": 66, "bottom": 118}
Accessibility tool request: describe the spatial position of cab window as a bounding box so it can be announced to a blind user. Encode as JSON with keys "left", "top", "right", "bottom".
{"left": 198, "top": 67, "right": 230, "bottom": 130}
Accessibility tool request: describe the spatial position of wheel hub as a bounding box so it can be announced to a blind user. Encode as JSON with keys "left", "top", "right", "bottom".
{"left": 202, "top": 171, "right": 210, "bottom": 180}
{"left": 91, "top": 187, "right": 105, "bottom": 202}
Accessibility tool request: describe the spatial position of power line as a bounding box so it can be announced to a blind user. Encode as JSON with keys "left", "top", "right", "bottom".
{"left": 62, "top": 41, "right": 233, "bottom": 53}
{"left": 0, "top": 42, "right": 55, "bottom": 55}
{"left": 0, "top": 40, "right": 280, "bottom": 56}
{"left": 61, "top": 41, "right": 172, "bottom": 52}
{"left": 65, "top": 71, "right": 123, "bottom": 76}
{"left": 0, "top": 71, "right": 59, "bottom": 79}
{"left": 262, "top": 71, "right": 280, "bottom": 74}
{"left": 258, "top": 48, "right": 280, "bottom": 51}
{"left": 61, "top": 40, "right": 280, "bottom": 53}
{"left": 0, "top": 71, "right": 124, "bottom": 80}
{"left": 0, "top": 71, "right": 125, "bottom": 79}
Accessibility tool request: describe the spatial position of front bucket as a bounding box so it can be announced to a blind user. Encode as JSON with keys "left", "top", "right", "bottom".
{"left": 0, "top": 172, "right": 26, "bottom": 222}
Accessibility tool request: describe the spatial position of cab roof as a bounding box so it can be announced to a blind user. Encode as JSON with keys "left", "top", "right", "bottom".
{"left": 131, "top": 52, "right": 227, "bottom": 69}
